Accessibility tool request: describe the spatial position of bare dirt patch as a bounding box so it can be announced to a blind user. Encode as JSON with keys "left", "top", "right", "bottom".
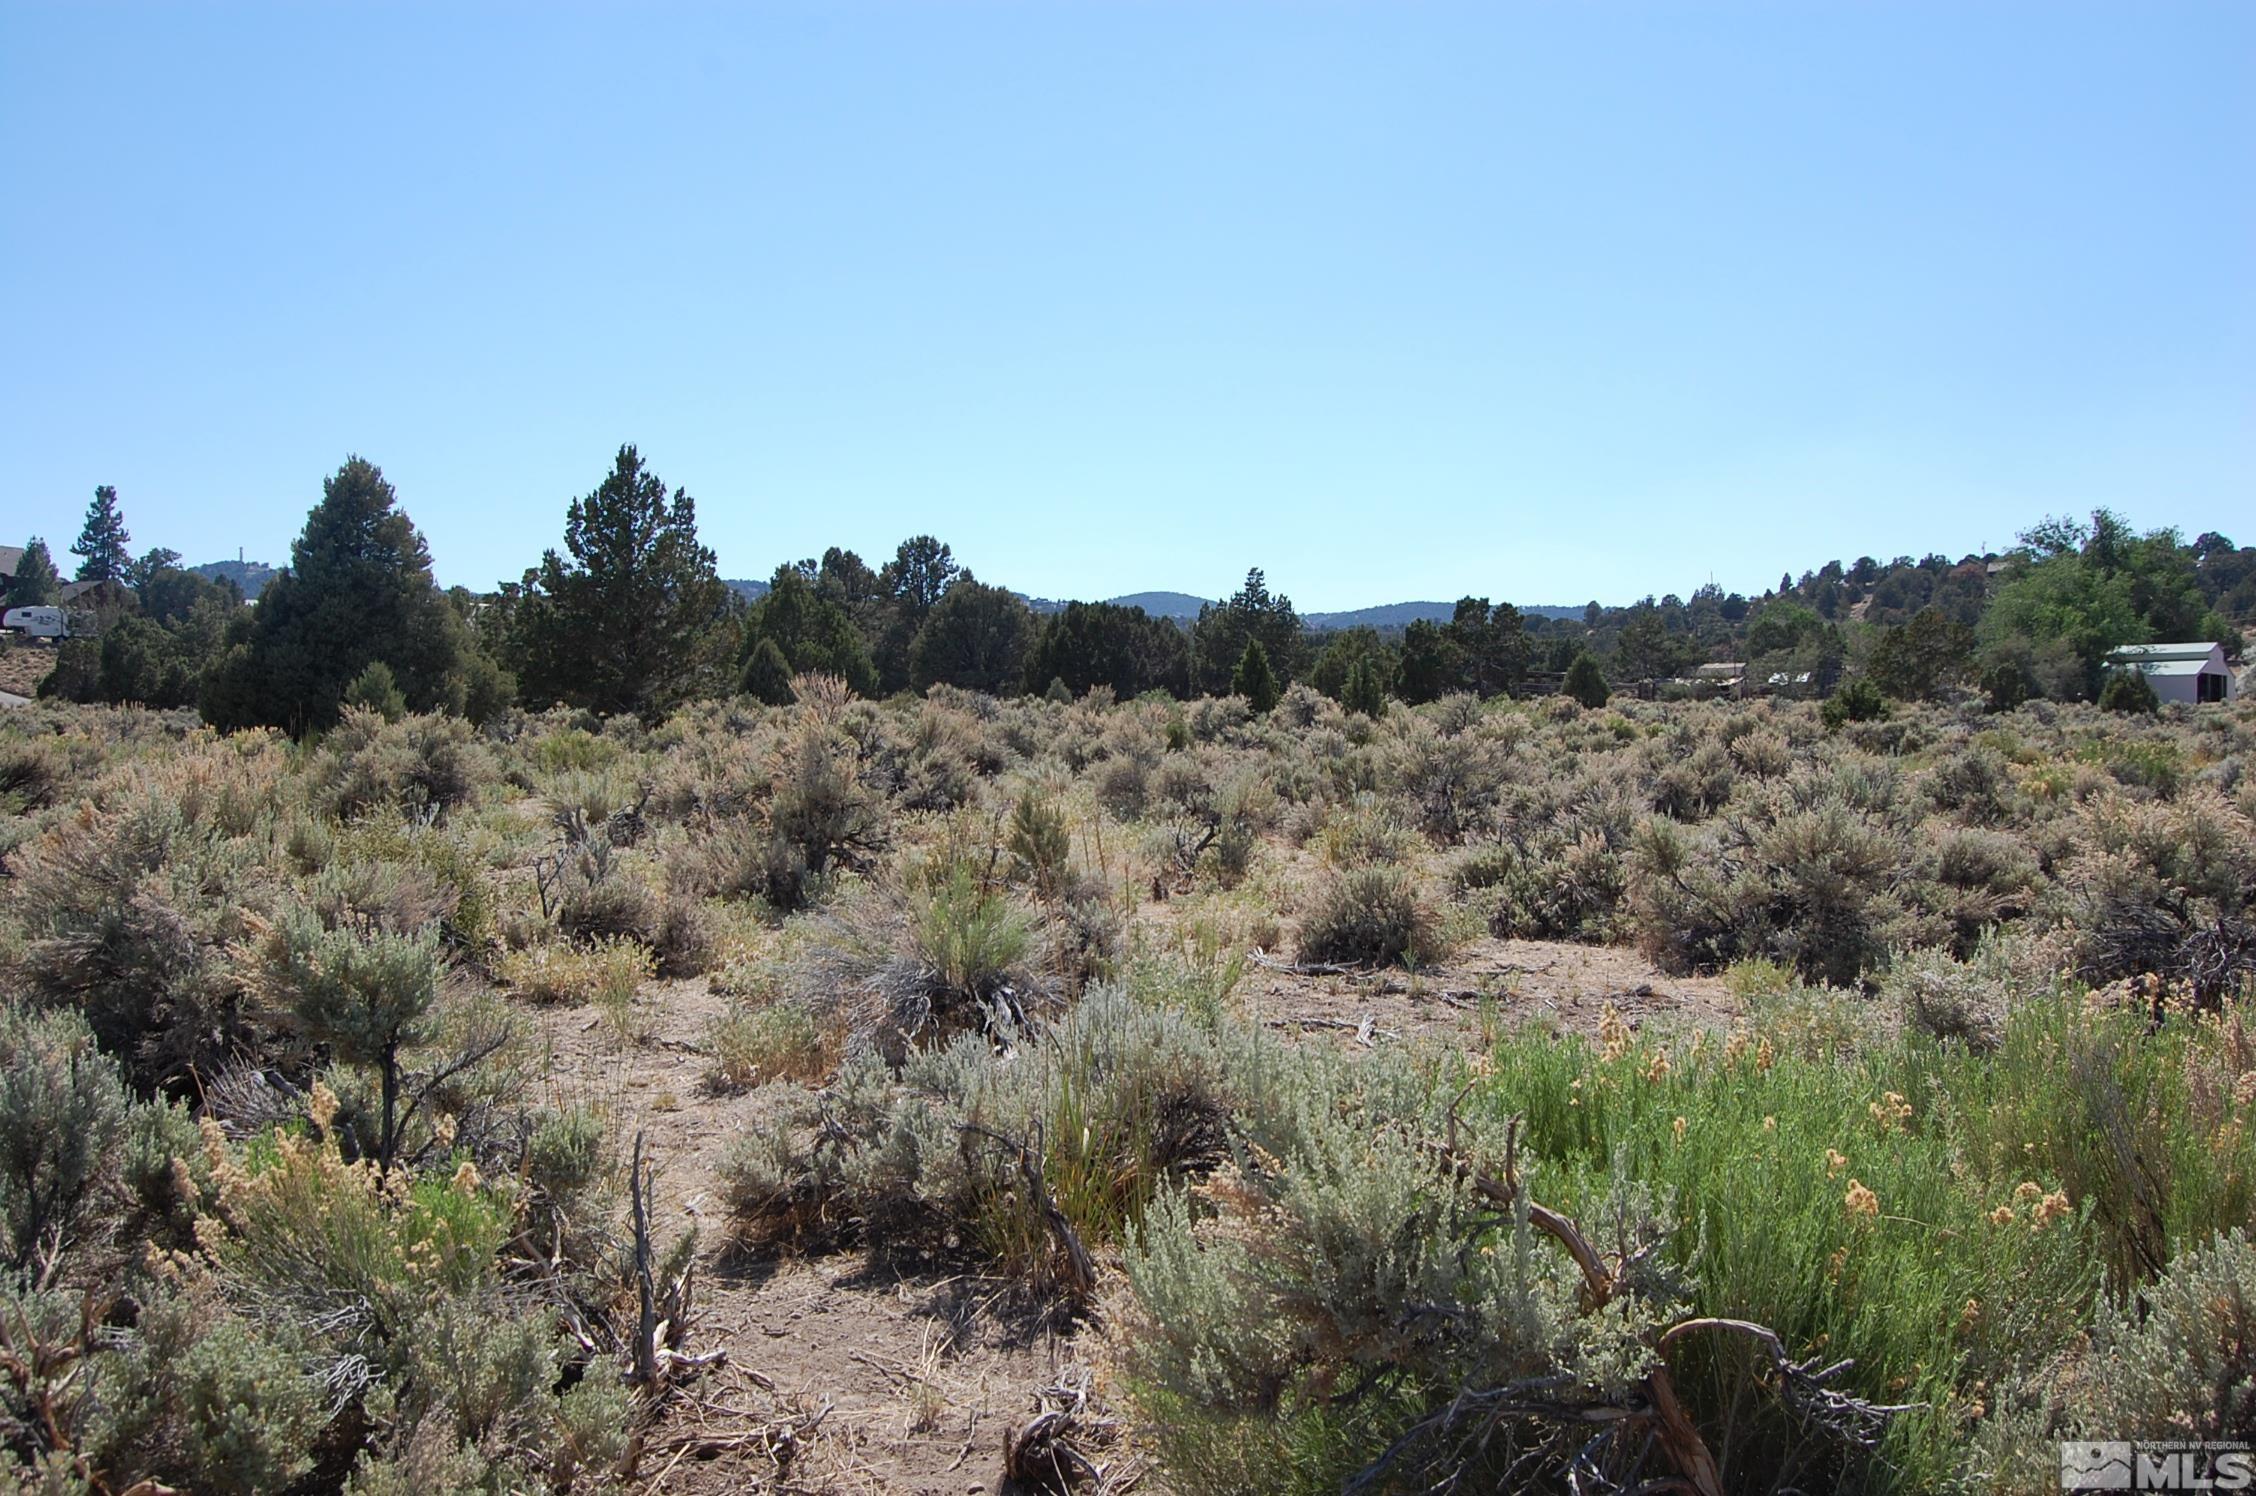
{"left": 515, "top": 925, "right": 1728, "bottom": 1492}
{"left": 522, "top": 973, "right": 1117, "bottom": 1494}
{"left": 1240, "top": 935, "right": 1740, "bottom": 1052}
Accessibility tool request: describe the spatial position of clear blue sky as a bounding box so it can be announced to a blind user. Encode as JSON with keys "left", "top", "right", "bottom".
{"left": 4, "top": 2, "right": 2250, "bottom": 610}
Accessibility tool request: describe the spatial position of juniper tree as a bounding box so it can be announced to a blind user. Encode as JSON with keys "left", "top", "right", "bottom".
{"left": 507, "top": 445, "right": 734, "bottom": 720}
{"left": 741, "top": 564, "right": 877, "bottom": 695}
{"left": 1563, "top": 652, "right": 1609, "bottom": 708}
{"left": 1021, "top": 601, "right": 1189, "bottom": 698}
{"left": 1867, "top": 607, "right": 1975, "bottom": 702}
{"left": 71, "top": 485, "right": 132, "bottom": 583}
{"left": 2097, "top": 668, "right": 2159, "bottom": 715}
{"left": 342, "top": 661, "right": 408, "bottom": 722}
{"left": 741, "top": 636, "right": 797, "bottom": 705}
{"left": 907, "top": 576, "right": 1034, "bottom": 694}
{"left": 1232, "top": 638, "right": 1281, "bottom": 714}
{"left": 1396, "top": 618, "right": 1464, "bottom": 705}
{"left": 1341, "top": 655, "right": 1388, "bottom": 718}
{"left": 1446, "top": 597, "right": 1531, "bottom": 697}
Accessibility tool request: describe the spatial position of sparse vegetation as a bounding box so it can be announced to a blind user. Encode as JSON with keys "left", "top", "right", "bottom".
{"left": 1, "top": 545, "right": 2250, "bottom": 1491}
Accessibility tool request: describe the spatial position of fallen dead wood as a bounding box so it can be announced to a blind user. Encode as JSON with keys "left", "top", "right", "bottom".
{"left": 1248, "top": 948, "right": 1361, "bottom": 977}
{"left": 957, "top": 1121, "right": 1097, "bottom": 1300}
{"left": 1346, "top": 1097, "right": 1917, "bottom": 1496}
{"left": 1260, "top": 1013, "right": 1399, "bottom": 1045}
{"left": 1002, "top": 1368, "right": 1141, "bottom": 1493}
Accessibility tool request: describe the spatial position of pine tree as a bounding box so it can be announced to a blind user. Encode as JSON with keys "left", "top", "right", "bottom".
{"left": 875, "top": 536, "right": 960, "bottom": 691}
{"left": 1232, "top": 638, "right": 1281, "bottom": 713}
{"left": 507, "top": 445, "right": 734, "bottom": 720}
{"left": 8, "top": 538, "right": 61, "bottom": 606}
{"left": 269, "top": 907, "right": 442, "bottom": 1171}
{"left": 71, "top": 486, "right": 132, "bottom": 583}
{"left": 123, "top": 546, "right": 184, "bottom": 597}
{"left": 1563, "top": 652, "right": 1609, "bottom": 708}
{"left": 200, "top": 457, "right": 469, "bottom": 735}
{"left": 1193, "top": 568, "right": 1302, "bottom": 694}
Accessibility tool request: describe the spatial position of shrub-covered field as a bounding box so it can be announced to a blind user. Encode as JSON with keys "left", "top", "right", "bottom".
{"left": 2, "top": 681, "right": 2251, "bottom": 1492}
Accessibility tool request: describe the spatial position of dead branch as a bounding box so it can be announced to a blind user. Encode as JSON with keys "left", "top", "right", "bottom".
{"left": 1654, "top": 1318, "right": 1919, "bottom": 1447}
{"left": 1261, "top": 1014, "right": 1400, "bottom": 1045}
{"left": 956, "top": 1121, "right": 1097, "bottom": 1301}
{"left": 1003, "top": 1368, "right": 1139, "bottom": 1493}
{"left": 1248, "top": 949, "right": 1361, "bottom": 977}
{"left": 1372, "top": 1102, "right": 1917, "bottom": 1496}
{"left": 630, "top": 1131, "right": 659, "bottom": 1388}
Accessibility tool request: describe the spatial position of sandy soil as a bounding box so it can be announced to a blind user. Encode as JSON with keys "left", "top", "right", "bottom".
{"left": 509, "top": 920, "right": 1737, "bottom": 1493}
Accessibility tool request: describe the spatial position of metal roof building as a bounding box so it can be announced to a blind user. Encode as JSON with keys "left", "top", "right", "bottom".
{"left": 2102, "top": 642, "right": 2235, "bottom": 705}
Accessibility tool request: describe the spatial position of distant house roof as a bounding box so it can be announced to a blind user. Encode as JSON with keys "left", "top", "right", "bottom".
{"left": 58, "top": 578, "right": 126, "bottom": 604}
{"left": 1694, "top": 662, "right": 1745, "bottom": 677}
{"left": 0, "top": 546, "right": 21, "bottom": 579}
{"left": 2105, "top": 642, "right": 2226, "bottom": 665}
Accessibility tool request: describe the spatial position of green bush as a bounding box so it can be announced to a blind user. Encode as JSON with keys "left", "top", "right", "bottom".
{"left": 1820, "top": 677, "right": 1890, "bottom": 731}
{"left": 1296, "top": 864, "right": 1441, "bottom": 968}
{"left": 343, "top": 661, "right": 409, "bottom": 722}
{"left": 722, "top": 988, "right": 1233, "bottom": 1289}
{"left": 1563, "top": 651, "right": 1609, "bottom": 708}
{"left": 0, "top": 1006, "right": 130, "bottom": 1271}
{"left": 310, "top": 709, "right": 492, "bottom": 820}
{"left": 2097, "top": 668, "right": 2159, "bottom": 715}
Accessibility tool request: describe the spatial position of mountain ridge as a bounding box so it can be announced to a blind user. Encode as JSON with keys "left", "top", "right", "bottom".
{"left": 201, "top": 561, "right": 1587, "bottom": 627}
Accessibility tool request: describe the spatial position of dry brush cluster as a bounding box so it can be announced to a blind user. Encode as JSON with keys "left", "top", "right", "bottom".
{"left": 2, "top": 681, "right": 2252, "bottom": 1492}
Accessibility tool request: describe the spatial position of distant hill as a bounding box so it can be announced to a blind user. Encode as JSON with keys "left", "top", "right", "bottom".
{"left": 727, "top": 578, "right": 1587, "bottom": 628}
{"left": 191, "top": 559, "right": 278, "bottom": 600}
{"left": 1303, "top": 601, "right": 1456, "bottom": 630}
{"left": 1303, "top": 601, "right": 1590, "bottom": 630}
{"left": 1017, "top": 591, "right": 1210, "bottom": 619}
{"left": 1099, "top": 591, "right": 1211, "bottom": 620}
